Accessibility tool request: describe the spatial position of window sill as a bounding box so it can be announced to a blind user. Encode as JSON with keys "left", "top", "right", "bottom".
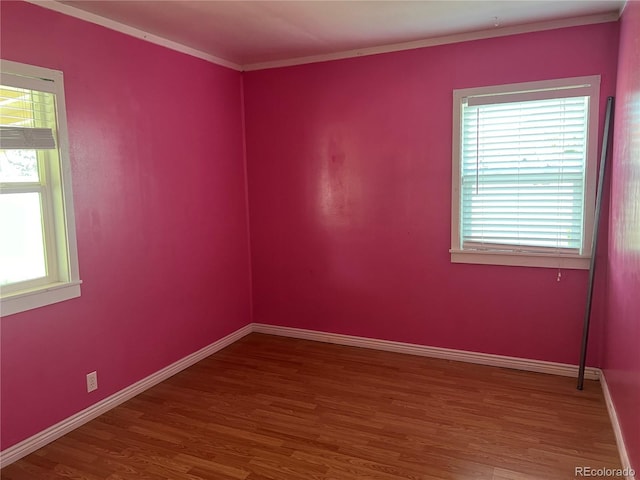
{"left": 450, "top": 250, "right": 590, "bottom": 269}
{"left": 1, "top": 280, "right": 82, "bottom": 317}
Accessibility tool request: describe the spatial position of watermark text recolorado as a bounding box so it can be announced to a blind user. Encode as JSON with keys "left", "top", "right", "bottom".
{"left": 575, "top": 466, "right": 635, "bottom": 477}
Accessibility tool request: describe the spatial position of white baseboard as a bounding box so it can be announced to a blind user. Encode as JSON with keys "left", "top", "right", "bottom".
{"left": 0, "top": 321, "right": 606, "bottom": 469}
{"left": 252, "top": 323, "right": 601, "bottom": 380}
{"left": 0, "top": 323, "right": 253, "bottom": 469}
{"left": 600, "top": 370, "right": 636, "bottom": 480}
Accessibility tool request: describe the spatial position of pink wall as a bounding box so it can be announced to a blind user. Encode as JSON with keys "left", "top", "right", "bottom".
{"left": 0, "top": 0, "right": 629, "bottom": 459}
{"left": 604, "top": 1, "right": 640, "bottom": 472}
{"left": 0, "top": 2, "right": 251, "bottom": 449}
{"left": 244, "top": 22, "right": 619, "bottom": 365}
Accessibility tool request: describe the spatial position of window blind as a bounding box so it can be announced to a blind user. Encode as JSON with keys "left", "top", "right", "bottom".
{"left": 460, "top": 95, "right": 589, "bottom": 254}
{"left": 0, "top": 127, "right": 55, "bottom": 149}
{"left": 0, "top": 86, "right": 56, "bottom": 150}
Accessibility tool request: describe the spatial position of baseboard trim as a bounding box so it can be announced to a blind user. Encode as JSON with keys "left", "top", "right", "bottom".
{"left": 252, "top": 323, "right": 601, "bottom": 380}
{"left": 600, "top": 370, "right": 636, "bottom": 480}
{"left": 0, "top": 321, "right": 605, "bottom": 469}
{"left": 0, "top": 323, "right": 253, "bottom": 469}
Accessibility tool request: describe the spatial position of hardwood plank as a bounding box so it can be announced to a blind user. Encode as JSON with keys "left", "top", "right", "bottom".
{"left": 1, "top": 333, "right": 622, "bottom": 479}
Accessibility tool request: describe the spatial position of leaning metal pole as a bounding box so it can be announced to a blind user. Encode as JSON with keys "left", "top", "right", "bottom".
{"left": 577, "top": 96, "right": 614, "bottom": 390}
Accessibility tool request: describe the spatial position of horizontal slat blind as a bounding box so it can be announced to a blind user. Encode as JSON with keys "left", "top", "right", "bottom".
{"left": 0, "top": 85, "right": 56, "bottom": 150}
{"left": 460, "top": 96, "right": 589, "bottom": 253}
{"left": 0, "top": 127, "right": 55, "bottom": 149}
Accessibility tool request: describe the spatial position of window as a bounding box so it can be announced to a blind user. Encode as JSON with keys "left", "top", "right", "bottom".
{"left": 451, "top": 76, "right": 600, "bottom": 269}
{"left": 0, "top": 60, "right": 81, "bottom": 316}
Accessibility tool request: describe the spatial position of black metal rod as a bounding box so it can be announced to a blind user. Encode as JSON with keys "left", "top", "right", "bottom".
{"left": 578, "top": 96, "right": 614, "bottom": 390}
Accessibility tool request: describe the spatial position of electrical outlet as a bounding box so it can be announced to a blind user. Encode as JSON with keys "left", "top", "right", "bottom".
{"left": 86, "top": 371, "right": 98, "bottom": 393}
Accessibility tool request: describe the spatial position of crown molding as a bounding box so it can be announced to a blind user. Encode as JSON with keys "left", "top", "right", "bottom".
{"left": 24, "top": 2, "right": 619, "bottom": 72}
{"left": 243, "top": 12, "right": 620, "bottom": 71}
{"left": 24, "top": 0, "right": 242, "bottom": 71}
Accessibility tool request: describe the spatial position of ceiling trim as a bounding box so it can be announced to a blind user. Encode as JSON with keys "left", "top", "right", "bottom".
{"left": 25, "top": 0, "right": 243, "bottom": 71}
{"left": 619, "top": 0, "right": 630, "bottom": 17}
{"left": 243, "top": 11, "right": 620, "bottom": 71}
{"left": 26, "top": 1, "right": 619, "bottom": 73}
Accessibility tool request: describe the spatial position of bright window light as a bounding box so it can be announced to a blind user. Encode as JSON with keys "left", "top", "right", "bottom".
{"left": 0, "top": 60, "right": 81, "bottom": 316}
{"left": 451, "top": 77, "right": 600, "bottom": 269}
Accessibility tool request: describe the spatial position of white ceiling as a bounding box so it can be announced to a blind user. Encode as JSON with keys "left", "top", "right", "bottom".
{"left": 52, "top": 0, "right": 624, "bottom": 70}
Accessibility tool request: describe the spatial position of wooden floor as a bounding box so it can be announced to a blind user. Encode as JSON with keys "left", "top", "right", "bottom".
{"left": 2, "top": 334, "right": 622, "bottom": 480}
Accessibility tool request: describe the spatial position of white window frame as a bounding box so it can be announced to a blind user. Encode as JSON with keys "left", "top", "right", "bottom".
{"left": 450, "top": 76, "right": 600, "bottom": 269}
{"left": 1, "top": 60, "right": 81, "bottom": 316}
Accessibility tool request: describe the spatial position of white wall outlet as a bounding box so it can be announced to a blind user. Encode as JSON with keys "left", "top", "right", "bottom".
{"left": 86, "top": 371, "right": 98, "bottom": 393}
